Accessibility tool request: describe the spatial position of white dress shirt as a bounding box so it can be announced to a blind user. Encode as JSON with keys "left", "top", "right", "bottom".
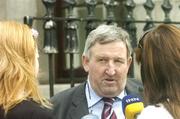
{"left": 85, "top": 79, "right": 127, "bottom": 119}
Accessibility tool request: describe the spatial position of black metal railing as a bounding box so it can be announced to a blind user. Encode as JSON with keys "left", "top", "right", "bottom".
{"left": 24, "top": 0, "right": 180, "bottom": 97}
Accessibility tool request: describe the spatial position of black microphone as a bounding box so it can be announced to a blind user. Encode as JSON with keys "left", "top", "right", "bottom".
{"left": 122, "top": 95, "right": 144, "bottom": 119}
{"left": 81, "top": 114, "right": 99, "bottom": 119}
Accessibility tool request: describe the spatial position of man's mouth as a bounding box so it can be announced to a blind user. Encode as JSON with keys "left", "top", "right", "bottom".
{"left": 105, "top": 78, "right": 114, "bottom": 81}
{"left": 104, "top": 78, "right": 116, "bottom": 84}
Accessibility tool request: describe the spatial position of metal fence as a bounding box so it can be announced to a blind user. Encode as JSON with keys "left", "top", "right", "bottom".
{"left": 24, "top": 0, "right": 180, "bottom": 97}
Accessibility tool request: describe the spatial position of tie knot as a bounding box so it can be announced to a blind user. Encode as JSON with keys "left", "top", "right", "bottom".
{"left": 102, "top": 98, "right": 115, "bottom": 105}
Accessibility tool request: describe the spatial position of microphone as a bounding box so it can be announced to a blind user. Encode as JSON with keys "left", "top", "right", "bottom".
{"left": 81, "top": 114, "right": 99, "bottom": 119}
{"left": 122, "top": 95, "right": 144, "bottom": 119}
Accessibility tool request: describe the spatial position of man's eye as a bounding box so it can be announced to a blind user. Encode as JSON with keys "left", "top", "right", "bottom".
{"left": 115, "top": 60, "right": 124, "bottom": 64}
{"left": 115, "top": 60, "right": 121, "bottom": 63}
{"left": 99, "top": 59, "right": 104, "bottom": 61}
{"left": 98, "top": 59, "right": 107, "bottom": 62}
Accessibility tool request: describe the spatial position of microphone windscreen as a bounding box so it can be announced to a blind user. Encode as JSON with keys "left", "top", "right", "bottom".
{"left": 122, "top": 95, "right": 144, "bottom": 119}
{"left": 81, "top": 114, "right": 99, "bottom": 119}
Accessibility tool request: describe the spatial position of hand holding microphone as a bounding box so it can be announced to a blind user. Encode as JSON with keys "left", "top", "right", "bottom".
{"left": 122, "top": 95, "right": 144, "bottom": 119}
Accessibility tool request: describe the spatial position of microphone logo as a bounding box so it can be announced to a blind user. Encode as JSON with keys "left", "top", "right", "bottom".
{"left": 122, "top": 95, "right": 144, "bottom": 119}
{"left": 125, "top": 97, "right": 141, "bottom": 103}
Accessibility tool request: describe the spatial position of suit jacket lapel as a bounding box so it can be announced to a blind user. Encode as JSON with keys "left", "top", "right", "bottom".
{"left": 68, "top": 83, "right": 89, "bottom": 119}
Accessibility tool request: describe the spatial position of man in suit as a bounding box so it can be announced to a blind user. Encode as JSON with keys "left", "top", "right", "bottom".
{"left": 51, "top": 24, "right": 143, "bottom": 119}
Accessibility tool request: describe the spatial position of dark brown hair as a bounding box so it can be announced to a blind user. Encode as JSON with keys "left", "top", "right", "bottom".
{"left": 135, "top": 24, "right": 180, "bottom": 119}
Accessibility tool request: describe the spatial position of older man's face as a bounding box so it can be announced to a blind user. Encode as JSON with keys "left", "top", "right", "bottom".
{"left": 82, "top": 41, "right": 132, "bottom": 97}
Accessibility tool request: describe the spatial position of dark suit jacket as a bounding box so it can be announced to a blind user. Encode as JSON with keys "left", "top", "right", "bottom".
{"left": 51, "top": 78, "right": 143, "bottom": 119}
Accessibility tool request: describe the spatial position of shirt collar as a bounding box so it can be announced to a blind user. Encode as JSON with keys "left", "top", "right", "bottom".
{"left": 116, "top": 90, "right": 127, "bottom": 101}
{"left": 86, "top": 79, "right": 102, "bottom": 108}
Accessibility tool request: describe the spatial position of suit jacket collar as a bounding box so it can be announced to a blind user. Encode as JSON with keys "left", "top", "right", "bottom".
{"left": 69, "top": 82, "right": 89, "bottom": 119}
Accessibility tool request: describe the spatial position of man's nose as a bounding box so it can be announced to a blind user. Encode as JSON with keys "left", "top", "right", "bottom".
{"left": 105, "top": 61, "right": 116, "bottom": 76}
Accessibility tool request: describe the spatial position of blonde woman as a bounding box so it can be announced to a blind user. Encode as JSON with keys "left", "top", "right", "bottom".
{"left": 0, "top": 21, "right": 53, "bottom": 119}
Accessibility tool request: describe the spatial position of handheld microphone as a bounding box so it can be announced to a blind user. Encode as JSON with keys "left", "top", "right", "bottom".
{"left": 81, "top": 114, "right": 99, "bottom": 119}
{"left": 122, "top": 95, "right": 144, "bottom": 119}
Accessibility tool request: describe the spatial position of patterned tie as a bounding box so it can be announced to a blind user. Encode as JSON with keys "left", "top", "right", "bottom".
{"left": 101, "top": 98, "right": 117, "bottom": 119}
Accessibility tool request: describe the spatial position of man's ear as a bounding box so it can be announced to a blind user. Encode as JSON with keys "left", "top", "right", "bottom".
{"left": 82, "top": 55, "right": 89, "bottom": 72}
{"left": 127, "top": 56, "right": 132, "bottom": 68}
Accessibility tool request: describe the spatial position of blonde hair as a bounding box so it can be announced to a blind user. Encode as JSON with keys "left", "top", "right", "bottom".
{"left": 0, "top": 21, "right": 51, "bottom": 114}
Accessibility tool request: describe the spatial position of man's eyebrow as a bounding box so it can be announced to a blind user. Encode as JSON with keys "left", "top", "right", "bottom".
{"left": 95, "top": 55, "right": 125, "bottom": 60}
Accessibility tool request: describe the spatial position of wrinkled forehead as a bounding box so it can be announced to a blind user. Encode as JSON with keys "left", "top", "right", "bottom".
{"left": 89, "top": 40, "right": 128, "bottom": 57}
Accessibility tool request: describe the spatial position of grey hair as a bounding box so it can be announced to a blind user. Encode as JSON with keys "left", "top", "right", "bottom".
{"left": 83, "top": 24, "right": 132, "bottom": 58}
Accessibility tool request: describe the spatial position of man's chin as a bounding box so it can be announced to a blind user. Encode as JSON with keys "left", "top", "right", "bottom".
{"left": 102, "top": 88, "right": 119, "bottom": 97}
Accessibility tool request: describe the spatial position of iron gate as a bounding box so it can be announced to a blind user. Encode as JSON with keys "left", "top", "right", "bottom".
{"left": 24, "top": 0, "right": 180, "bottom": 97}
